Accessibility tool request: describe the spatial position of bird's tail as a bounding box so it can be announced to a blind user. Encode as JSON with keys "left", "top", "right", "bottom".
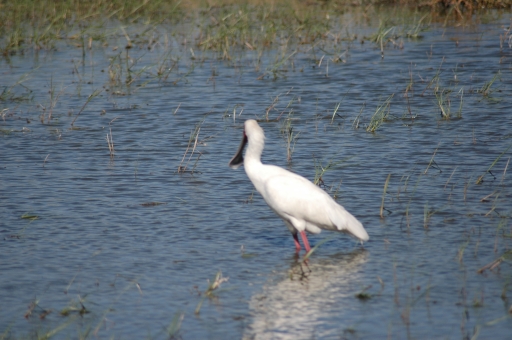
{"left": 329, "top": 205, "right": 369, "bottom": 242}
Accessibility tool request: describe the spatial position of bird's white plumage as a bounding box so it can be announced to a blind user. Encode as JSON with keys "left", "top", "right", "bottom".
{"left": 229, "top": 119, "right": 369, "bottom": 249}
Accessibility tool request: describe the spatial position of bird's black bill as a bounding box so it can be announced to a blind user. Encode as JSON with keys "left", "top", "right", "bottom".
{"left": 228, "top": 134, "right": 247, "bottom": 169}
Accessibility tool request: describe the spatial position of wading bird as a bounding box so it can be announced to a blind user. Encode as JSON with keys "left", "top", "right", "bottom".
{"left": 228, "top": 119, "right": 369, "bottom": 253}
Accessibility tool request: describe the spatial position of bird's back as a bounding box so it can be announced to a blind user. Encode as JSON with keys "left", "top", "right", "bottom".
{"left": 252, "top": 164, "right": 369, "bottom": 241}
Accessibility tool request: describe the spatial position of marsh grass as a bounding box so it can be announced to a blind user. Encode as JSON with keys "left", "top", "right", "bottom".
{"left": 422, "top": 59, "right": 444, "bottom": 94}
{"left": 106, "top": 117, "right": 118, "bottom": 159}
{"left": 70, "top": 89, "right": 103, "bottom": 128}
{"left": 177, "top": 118, "right": 208, "bottom": 174}
{"left": 313, "top": 157, "right": 351, "bottom": 188}
{"left": 0, "top": 71, "right": 34, "bottom": 103}
{"left": 280, "top": 111, "right": 300, "bottom": 163}
{"left": 2, "top": 1, "right": 512, "bottom": 338}
{"left": 380, "top": 174, "right": 392, "bottom": 219}
{"left": 355, "top": 284, "right": 374, "bottom": 301}
{"left": 302, "top": 237, "right": 334, "bottom": 262}
{"left": 423, "top": 201, "right": 438, "bottom": 229}
{"left": 366, "top": 94, "right": 394, "bottom": 133}
{"left": 424, "top": 144, "right": 441, "bottom": 174}
{"left": 475, "top": 142, "right": 512, "bottom": 184}
{"left": 478, "top": 71, "right": 501, "bottom": 99}
{"left": 167, "top": 312, "right": 185, "bottom": 339}
{"left": 0, "top": 0, "right": 506, "bottom": 62}
{"left": 370, "top": 23, "right": 396, "bottom": 57}
{"left": 435, "top": 87, "right": 463, "bottom": 120}
{"left": 194, "top": 271, "right": 229, "bottom": 315}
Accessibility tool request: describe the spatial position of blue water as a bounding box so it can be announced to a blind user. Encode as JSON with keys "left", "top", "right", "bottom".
{"left": 1, "top": 13, "right": 512, "bottom": 339}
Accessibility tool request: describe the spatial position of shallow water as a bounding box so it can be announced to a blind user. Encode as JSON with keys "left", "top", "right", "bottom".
{"left": 1, "top": 12, "right": 512, "bottom": 339}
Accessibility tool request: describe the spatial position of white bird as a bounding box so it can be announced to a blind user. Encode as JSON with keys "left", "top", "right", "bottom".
{"left": 229, "top": 119, "right": 369, "bottom": 253}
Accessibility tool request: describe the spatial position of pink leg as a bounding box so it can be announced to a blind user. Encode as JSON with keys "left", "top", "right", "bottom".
{"left": 292, "top": 233, "right": 301, "bottom": 252}
{"left": 300, "top": 231, "right": 311, "bottom": 253}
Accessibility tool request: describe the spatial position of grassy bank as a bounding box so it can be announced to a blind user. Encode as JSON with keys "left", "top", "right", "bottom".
{"left": 1, "top": 0, "right": 510, "bottom": 57}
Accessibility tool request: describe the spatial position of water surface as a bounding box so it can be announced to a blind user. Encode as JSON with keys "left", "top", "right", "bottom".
{"left": 1, "top": 13, "right": 512, "bottom": 339}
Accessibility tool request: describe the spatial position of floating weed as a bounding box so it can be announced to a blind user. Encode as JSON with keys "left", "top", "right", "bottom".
{"left": 60, "top": 295, "right": 90, "bottom": 317}
{"left": 355, "top": 285, "right": 373, "bottom": 300}
{"left": 194, "top": 271, "right": 229, "bottom": 315}
{"left": 21, "top": 212, "right": 39, "bottom": 220}
{"left": 140, "top": 202, "right": 166, "bottom": 207}
{"left": 240, "top": 245, "right": 257, "bottom": 258}
{"left": 366, "top": 94, "right": 393, "bottom": 133}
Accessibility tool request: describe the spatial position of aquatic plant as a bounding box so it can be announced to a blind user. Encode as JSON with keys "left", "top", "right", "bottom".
{"left": 478, "top": 70, "right": 501, "bottom": 98}
{"left": 366, "top": 94, "right": 394, "bottom": 133}
{"left": 194, "top": 271, "right": 229, "bottom": 315}
{"left": 380, "top": 174, "right": 392, "bottom": 219}
{"left": 70, "top": 89, "right": 103, "bottom": 128}
{"left": 280, "top": 110, "right": 300, "bottom": 163}
{"left": 475, "top": 142, "right": 512, "bottom": 184}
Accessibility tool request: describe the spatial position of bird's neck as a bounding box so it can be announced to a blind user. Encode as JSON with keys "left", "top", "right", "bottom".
{"left": 244, "top": 139, "right": 265, "bottom": 186}
{"left": 245, "top": 139, "right": 264, "bottom": 164}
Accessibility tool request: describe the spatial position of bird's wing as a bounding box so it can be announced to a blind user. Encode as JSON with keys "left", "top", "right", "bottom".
{"left": 260, "top": 169, "right": 338, "bottom": 227}
{"left": 259, "top": 166, "right": 368, "bottom": 241}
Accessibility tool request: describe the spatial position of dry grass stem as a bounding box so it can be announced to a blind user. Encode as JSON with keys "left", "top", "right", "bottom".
{"left": 424, "top": 143, "right": 441, "bottom": 174}
{"left": 380, "top": 174, "right": 391, "bottom": 219}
